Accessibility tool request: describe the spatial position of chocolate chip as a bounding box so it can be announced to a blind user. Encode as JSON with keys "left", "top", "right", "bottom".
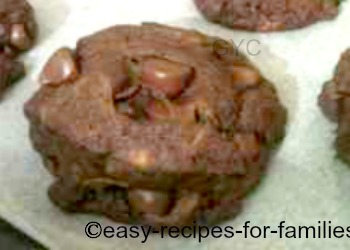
{"left": 128, "top": 189, "right": 170, "bottom": 216}
{"left": 39, "top": 48, "right": 79, "bottom": 86}
{"left": 140, "top": 58, "right": 194, "bottom": 98}
{"left": 10, "top": 24, "right": 33, "bottom": 51}
{"left": 232, "top": 65, "right": 261, "bottom": 90}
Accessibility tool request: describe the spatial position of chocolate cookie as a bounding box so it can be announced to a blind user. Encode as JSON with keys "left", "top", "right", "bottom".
{"left": 24, "top": 23, "right": 287, "bottom": 228}
{"left": 0, "top": 0, "right": 37, "bottom": 98}
{"left": 194, "top": 0, "right": 339, "bottom": 31}
{"left": 319, "top": 49, "right": 350, "bottom": 163}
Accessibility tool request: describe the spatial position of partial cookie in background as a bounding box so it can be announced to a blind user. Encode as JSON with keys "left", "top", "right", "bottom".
{"left": 319, "top": 49, "right": 350, "bottom": 164}
{"left": 194, "top": 0, "right": 340, "bottom": 31}
{"left": 0, "top": 0, "right": 37, "bottom": 99}
{"left": 24, "top": 23, "right": 287, "bottom": 228}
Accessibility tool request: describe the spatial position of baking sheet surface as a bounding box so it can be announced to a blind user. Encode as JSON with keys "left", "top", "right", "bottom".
{"left": 1, "top": 0, "right": 350, "bottom": 249}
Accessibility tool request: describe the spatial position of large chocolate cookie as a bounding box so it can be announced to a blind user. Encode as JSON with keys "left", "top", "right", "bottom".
{"left": 24, "top": 23, "right": 287, "bottom": 228}
{"left": 319, "top": 49, "right": 350, "bottom": 163}
{"left": 0, "top": 0, "right": 37, "bottom": 98}
{"left": 194, "top": 0, "right": 339, "bottom": 31}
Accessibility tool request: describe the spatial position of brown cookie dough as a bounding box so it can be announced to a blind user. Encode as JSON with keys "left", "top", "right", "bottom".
{"left": 319, "top": 49, "right": 350, "bottom": 163}
{"left": 0, "top": 53, "right": 24, "bottom": 98}
{"left": 24, "top": 23, "right": 287, "bottom": 228}
{"left": 194, "top": 0, "right": 339, "bottom": 31}
{"left": 0, "top": 0, "right": 37, "bottom": 98}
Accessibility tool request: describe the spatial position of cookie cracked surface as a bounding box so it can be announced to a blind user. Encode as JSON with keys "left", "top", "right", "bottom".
{"left": 319, "top": 49, "right": 350, "bottom": 164}
{"left": 194, "top": 0, "right": 340, "bottom": 32}
{"left": 0, "top": 0, "right": 37, "bottom": 98}
{"left": 24, "top": 23, "right": 287, "bottom": 227}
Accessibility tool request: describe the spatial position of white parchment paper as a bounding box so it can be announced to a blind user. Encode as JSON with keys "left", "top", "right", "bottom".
{"left": 1, "top": 0, "right": 350, "bottom": 249}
